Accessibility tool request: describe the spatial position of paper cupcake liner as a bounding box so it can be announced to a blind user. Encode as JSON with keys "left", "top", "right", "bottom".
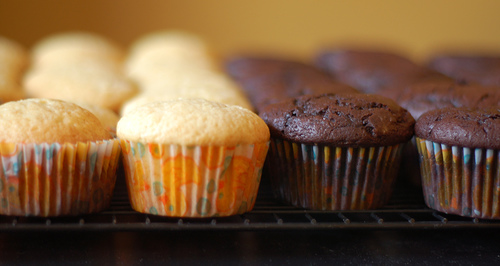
{"left": 120, "top": 140, "right": 269, "bottom": 217}
{"left": 265, "top": 139, "right": 403, "bottom": 210}
{"left": 416, "top": 138, "right": 500, "bottom": 219}
{"left": 0, "top": 140, "right": 121, "bottom": 217}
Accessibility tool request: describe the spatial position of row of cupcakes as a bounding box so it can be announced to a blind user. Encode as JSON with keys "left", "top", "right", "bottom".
{"left": 0, "top": 31, "right": 270, "bottom": 218}
{"left": 224, "top": 50, "right": 500, "bottom": 219}
{"left": 1, "top": 32, "right": 500, "bottom": 219}
{"left": 0, "top": 97, "right": 270, "bottom": 218}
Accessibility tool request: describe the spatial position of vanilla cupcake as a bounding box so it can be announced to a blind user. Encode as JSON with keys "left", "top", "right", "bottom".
{"left": 71, "top": 101, "right": 120, "bottom": 135}
{"left": 117, "top": 98, "right": 270, "bottom": 217}
{"left": 0, "top": 99, "right": 121, "bottom": 216}
{"left": 31, "top": 31, "right": 124, "bottom": 68}
{"left": 120, "top": 73, "right": 253, "bottom": 115}
{"left": 23, "top": 60, "right": 138, "bottom": 111}
{"left": 125, "top": 30, "right": 219, "bottom": 87}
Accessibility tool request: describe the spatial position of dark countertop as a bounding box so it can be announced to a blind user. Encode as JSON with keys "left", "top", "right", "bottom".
{"left": 1, "top": 229, "right": 500, "bottom": 265}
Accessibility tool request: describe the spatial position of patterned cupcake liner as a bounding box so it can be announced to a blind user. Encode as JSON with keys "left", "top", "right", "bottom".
{"left": 416, "top": 138, "right": 500, "bottom": 219}
{"left": 265, "top": 138, "right": 403, "bottom": 210}
{"left": 0, "top": 140, "right": 121, "bottom": 217}
{"left": 120, "top": 140, "right": 269, "bottom": 217}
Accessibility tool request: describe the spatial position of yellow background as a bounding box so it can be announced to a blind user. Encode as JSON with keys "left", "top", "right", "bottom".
{"left": 1, "top": 0, "right": 499, "bottom": 62}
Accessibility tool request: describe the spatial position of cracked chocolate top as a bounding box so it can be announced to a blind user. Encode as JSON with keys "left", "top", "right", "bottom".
{"left": 259, "top": 93, "right": 415, "bottom": 147}
{"left": 395, "top": 80, "right": 500, "bottom": 120}
{"left": 415, "top": 107, "right": 500, "bottom": 149}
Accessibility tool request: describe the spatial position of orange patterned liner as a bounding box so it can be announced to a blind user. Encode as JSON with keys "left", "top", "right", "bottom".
{"left": 416, "top": 137, "right": 500, "bottom": 219}
{"left": 0, "top": 140, "right": 121, "bottom": 217}
{"left": 120, "top": 140, "right": 269, "bottom": 217}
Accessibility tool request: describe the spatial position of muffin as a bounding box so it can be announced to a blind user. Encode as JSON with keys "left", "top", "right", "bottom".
{"left": 315, "top": 49, "right": 446, "bottom": 93}
{"left": 225, "top": 56, "right": 358, "bottom": 112}
{"left": 120, "top": 79, "right": 253, "bottom": 116}
{"left": 72, "top": 101, "right": 120, "bottom": 135}
{"left": 125, "top": 30, "right": 219, "bottom": 87}
{"left": 23, "top": 60, "right": 138, "bottom": 112}
{"left": 259, "top": 93, "right": 415, "bottom": 210}
{"left": 117, "top": 98, "right": 270, "bottom": 217}
{"left": 382, "top": 80, "right": 500, "bottom": 186}
{"left": 31, "top": 31, "right": 124, "bottom": 68}
{"left": 428, "top": 54, "right": 500, "bottom": 86}
{"left": 0, "top": 99, "right": 121, "bottom": 216}
{"left": 415, "top": 107, "right": 500, "bottom": 219}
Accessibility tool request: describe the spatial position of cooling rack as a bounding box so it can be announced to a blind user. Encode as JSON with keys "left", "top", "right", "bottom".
{"left": 1, "top": 175, "right": 499, "bottom": 232}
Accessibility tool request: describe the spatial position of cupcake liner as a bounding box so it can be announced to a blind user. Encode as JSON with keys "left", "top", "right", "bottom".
{"left": 120, "top": 140, "right": 269, "bottom": 217}
{"left": 265, "top": 138, "right": 403, "bottom": 210}
{"left": 0, "top": 140, "right": 121, "bottom": 217}
{"left": 416, "top": 138, "right": 500, "bottom": 219}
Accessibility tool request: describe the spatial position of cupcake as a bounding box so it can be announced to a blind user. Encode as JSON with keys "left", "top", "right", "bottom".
{"left": 428, "top": 54, "right": 500, "bottom": 86}
{"left": 384, "top": 80, "right": 500, "bottom": 186}
{"left": 23, "top": 60, "right": 138, "bottom": 112}
{"left": 415, "top": 107, "right": 500, "bottom": 219}
{"left": 71, "top": 101, "right": 120, "bottom": 135}
{"left": 225, "top": 56, "right": 358, "bottom": 112}
{"left": 315, "top": 49, "right": 446, "bottom": 93}
{"left": 125, "top": 30, "right": 219, "bottom": 87}
{"left": 259, "top": 93, "right": 415, "bottom": 210}
{"left": 0, "top": 99, "right": 121, "bottom": 216}
{"left": 117, "top": 98, "right": 270, "bottom": 217}
{"left": 30, "top": 31, "right": 124, "bottom": 68}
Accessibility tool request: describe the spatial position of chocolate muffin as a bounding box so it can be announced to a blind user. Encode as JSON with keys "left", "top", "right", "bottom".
{"left": 415, "top": 107, "right": 500, "bottom": 219}
{"left": 260, "top": 93, "right": 415, "bottom": 210}
{"left": 316, "top": 49, "right": 446, "bottom": 93}
{"left": 225, "top": 56, "right": 358, "bottom": 112}
{"left": 396, "top": 80, "right": 500, "bottom": 120}
{"left": 384, "top": 80, "right": 500, "bottom": 186}
{"left": 428, "top": 54, "right": 500, "bottom": 86}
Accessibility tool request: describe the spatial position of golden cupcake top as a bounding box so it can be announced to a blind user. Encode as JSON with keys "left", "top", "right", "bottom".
{"left": 117, "top": 98, "right": 270, "bottom": 146}
{"left": 0, "top": 98, "right": 111, "bottom": 144}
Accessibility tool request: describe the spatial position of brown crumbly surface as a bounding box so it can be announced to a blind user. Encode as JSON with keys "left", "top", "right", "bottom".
{"left": 259, "top": 93, "right": 415, "bottom": 147}
{"left": 316, "top": 49, "right": 445, "bottom": 93}
{"left": 394, "top": 80, "right": 500, "bottom": 120}
{"left": 428, "top": 54, "right": 500, "bottom": 86}
{"left": 225, "top": 56, "right": 358, "bottom": 112}
{"left": 415, "top": 107, "right": 500, "bottom": 149}
{"left": 0, "top": 99, "right": 111, "bottom": 143}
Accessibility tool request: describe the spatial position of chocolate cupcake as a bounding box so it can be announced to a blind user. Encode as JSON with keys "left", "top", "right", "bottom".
{"left": 415, "top": 107, "right": 500, "bottom": 219}
{"left": 316, "top": 49, "right": 445, "bottom": 93}
{"left": 226, "top": 56, "right": 358, "bottom": 112}
{"left": 428, "top": 54, "right": 500, "bottom": 86}
{"left": 259, "top": 93, "right": 415, "bottom": 210}
{"left": 385, "top": 80, "right": 500, "bottom": 186}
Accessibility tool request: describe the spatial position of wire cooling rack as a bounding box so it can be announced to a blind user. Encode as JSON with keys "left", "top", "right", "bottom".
{"left": 1, "top": 175, "right": 500, "bottom": 232}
